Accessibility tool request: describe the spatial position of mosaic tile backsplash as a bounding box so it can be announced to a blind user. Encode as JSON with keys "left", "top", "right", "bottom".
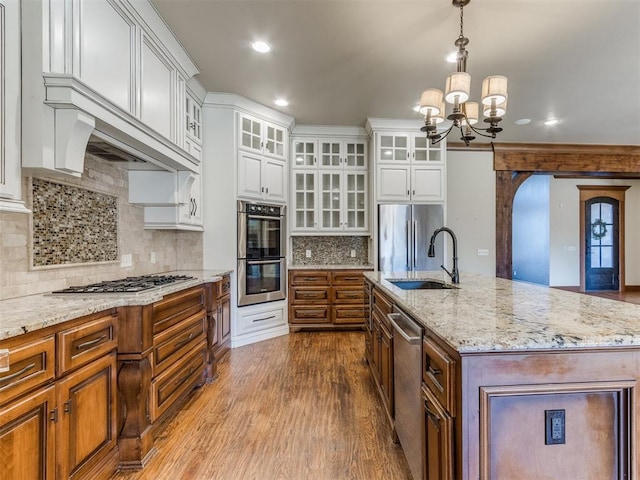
{"left": 32, "top": 179, "right": 119, "bottom": 266}
{"left": 291, "top": 236, "right": 370, "bottom": 265}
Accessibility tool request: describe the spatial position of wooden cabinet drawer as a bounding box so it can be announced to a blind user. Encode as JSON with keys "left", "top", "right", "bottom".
{"left": 218, "top": 275, "right": 231, "bottom": 296}
{"left": 0, "top": 336, "right": 55, "bottom": 407}
{"left": 423, "top": 336, "right": 456, "bottom": 415}
{"left": 149, "top": 341, "right": 206, "bottom": 422}
{"left": 152, "top": 286, "right": 205, "bottom": 335}
{"left": 289, "top": 306, "right": 331, "bottom": 324}
{"left": 331, "top": 271, "right": 364, "bottom": 286}
{"left": 58, "top": 310, "right": 117, "bottom": 375}
{"left": 373, "top": 289, "right": 393, "bottom": 315}
{"left": 291, "top": 287, "right": 330, "bottom": 303}
{"left": 332, "top": 306, "right": 365, "bottom": 324}
{"left": 332, "top": 287, "right": 364, "bottom": 304}
{"left": 152, "top": 311, "right": 206, "bottom": 376}
{"left": 289, "top": 270, "right": 330, "bottom": 286}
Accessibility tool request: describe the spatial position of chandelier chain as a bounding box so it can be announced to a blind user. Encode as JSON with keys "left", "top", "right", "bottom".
{"left": 459, "top": 4, "right": 464, "bottom": 39}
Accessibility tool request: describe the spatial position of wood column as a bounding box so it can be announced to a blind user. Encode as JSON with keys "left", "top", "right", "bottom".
{"left": 495, "top": 171, "right": 532, "bottom": 279}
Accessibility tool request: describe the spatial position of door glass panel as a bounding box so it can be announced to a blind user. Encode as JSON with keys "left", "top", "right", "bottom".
{"left": 601, "top": 246, "right": 613, "bottom": 268}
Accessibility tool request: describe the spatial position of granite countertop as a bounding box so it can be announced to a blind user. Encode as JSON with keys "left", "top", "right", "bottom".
{"left": 366, "top": 270, "right": 640, "bottom": 354}
{"left": 288, "top": 264, "right": 374, "bottom": 270}
{"left": 0, "top": 270, "right": 232, "bottom": 341}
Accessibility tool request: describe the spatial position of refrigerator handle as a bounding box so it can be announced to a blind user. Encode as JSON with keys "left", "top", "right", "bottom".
{"left": 413, "top": 220, "right": 418, "bottom": 269}
{"left": 406, "top": 221, "right": 411, "bottom": 269}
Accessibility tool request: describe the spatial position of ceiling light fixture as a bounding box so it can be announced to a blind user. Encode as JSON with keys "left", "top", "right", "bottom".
{"left": 274, "top": 98, "right": 289, "bottom": 107}
{"left": 419, "top": 0, "right": 508, "bottom": 146}
{"left": 251, "top": 41, "right": 271, "bottom": 53}
{"left": 544, "top": 118, "right": 559, "bottom": 126}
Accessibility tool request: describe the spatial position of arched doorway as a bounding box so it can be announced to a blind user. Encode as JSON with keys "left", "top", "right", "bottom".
{"left": 578, "top": 186, "right": 629, "bottom": 292}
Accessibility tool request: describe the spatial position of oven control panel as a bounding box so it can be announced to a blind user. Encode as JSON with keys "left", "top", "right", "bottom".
{"left": 240, "top": 202, "right": 283, "bottom": 217}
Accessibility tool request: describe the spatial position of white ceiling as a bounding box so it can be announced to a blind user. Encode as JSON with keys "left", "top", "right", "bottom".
{"left": 151, "top": 0, "right": 640, "bottom": 145}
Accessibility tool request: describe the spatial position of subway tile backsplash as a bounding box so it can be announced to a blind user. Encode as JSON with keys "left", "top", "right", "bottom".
{"left": 291, "top": 236, "right": 369, "bottom": 265}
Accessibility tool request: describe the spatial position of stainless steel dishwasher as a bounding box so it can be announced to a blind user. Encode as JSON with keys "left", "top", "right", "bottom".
{"left": 389, "top": 306, "right": 423, "bottom": 480}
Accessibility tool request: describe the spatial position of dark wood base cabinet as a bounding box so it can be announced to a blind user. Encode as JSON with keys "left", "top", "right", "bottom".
{"left": 366, "top": 282, "right": 635, "bottom": 480}
{"left": 0, "top": 310, "right": 118, "bottom": 480}
{"left": 289, "top": 269, "right": 371, "bottom": 331}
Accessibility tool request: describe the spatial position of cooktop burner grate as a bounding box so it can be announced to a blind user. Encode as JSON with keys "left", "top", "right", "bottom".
{"left": 52, "top": 275, "right": 195, "bottom": 294}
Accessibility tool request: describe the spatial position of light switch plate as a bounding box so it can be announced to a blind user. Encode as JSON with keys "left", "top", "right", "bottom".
{"left": 121, "top": 253, "right": 132, "bottom": 267}
{"left": 477, "top": 248, "right": 490, "bottom": 256}
{"left": 350, "top": 249, "right": 356, "bottom": 257}
{"left": 305, "top": 250, "right": 312, "bottom": 258}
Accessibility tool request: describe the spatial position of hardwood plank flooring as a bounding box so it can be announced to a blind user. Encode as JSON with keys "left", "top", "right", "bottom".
{"left": 111, "top": 331, "right": 412, "bottom": 480}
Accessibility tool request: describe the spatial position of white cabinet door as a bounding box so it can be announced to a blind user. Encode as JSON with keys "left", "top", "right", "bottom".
{"left": 343, "top": 141, "right": 367, "bottom": 169}
{"left": 376, "top": 166, "right": 410, "bottom": 202}
{"left": 292, "top": 139, "right": 317, "bottom": 168}
{"left": 377, "top": 133, "right": 410, "bottom": 164}
{"left": 239, "top": 113, "right": 287, "bottom": 161}
{"left": 77, "top": 0, "right": 134, "bottom": 112}
{"left": 319, "top": 171, "right": 343, "bottom": 231}
{"left": 185, "top": 93, "right": 202, "bottom": 143}
{"left": 411, "top": 167, "right": 445, "bottom": 202}
{"left": 319, "top": 140, "right": 342, "bottom": 168}
{"left": 141, "top": 36, "right": 174, "bottom": 140}
{"left": 263, "top": 158, "right": 286, "bottom": 203}
{"left": 318, "top": 139, "right": 367, "bottom": 169}
{"left": 291, "top": 170, "right": 317, "bottom": 231}
{"left": 344, "top": 171, "right": 368, "bottom": 232}
{"left": 0, "top": 0, "right": 25, "bottom": 210}
{"left": 238, "top": 151, "right": 264, "bottom": 201}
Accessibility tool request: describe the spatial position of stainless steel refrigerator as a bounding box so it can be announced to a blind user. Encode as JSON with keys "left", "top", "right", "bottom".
{"left": 378, "top": 204, "right": 444, "bottom": 272}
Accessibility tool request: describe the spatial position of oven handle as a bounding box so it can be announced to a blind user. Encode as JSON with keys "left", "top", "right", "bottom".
{"left": 245, "top": 214, "right": 283, "bottom": 221}
{"left": 247, "top": 259, "right": 284, "bottom": 265}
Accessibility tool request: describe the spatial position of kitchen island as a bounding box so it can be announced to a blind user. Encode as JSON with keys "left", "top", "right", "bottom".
{"left": 365, "top": 270, "right": 640, "bottom": 480}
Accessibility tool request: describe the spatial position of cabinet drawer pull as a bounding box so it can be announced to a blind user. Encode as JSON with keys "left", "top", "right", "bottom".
{"left": 303, "top": 277, "right": 320, "bottom": 281}
{"left": 424, "top": 402, "right": 441, "bottom": 423}
{"left": 174, "top": 332, "right": 195, "bottom": 349}
{"left": 427, "top": 365, "right": 442, "bottom": 376}
{"left": 50, "top": 408, "right": 58, "bottom": 423}
{"left": 76, "top": 335, "right": 108, "bottom": 351}
{"left": 253, "top": 315, "right": 276, "bottom": 323}
{"left": 63, "top": 399, "right": 72, "bottom": 414}
{"left": 342, "top": 293, "right": 361, "bottom": 298}
{"left": 341, "top": 277, "right": 360, "bottom": 282}
{"left": 0, "top": 362, "right": 36, "bottom": 383}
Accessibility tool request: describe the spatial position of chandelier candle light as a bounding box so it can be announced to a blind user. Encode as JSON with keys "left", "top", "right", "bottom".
{"left": 420, "top": 0, "right": 508, "bottom": 146}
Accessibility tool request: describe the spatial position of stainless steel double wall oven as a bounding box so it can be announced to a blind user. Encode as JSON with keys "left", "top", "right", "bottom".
{"left": 237, "top": 201, "right": 286, "bottom": 306}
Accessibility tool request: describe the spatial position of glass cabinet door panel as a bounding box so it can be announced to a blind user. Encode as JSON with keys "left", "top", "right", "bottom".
{"left": 293, "top": 171, "right": 316, "bottom": 229}
{"left": 320, "top": 142, "right": 341, "bottom": 168}
{"left": 265, "top": 125, "right": 285, "bottom": 157}
{"left": 345, "top": 142, "right": 366, "bottom": 168}
{"left": 320, "top": 173, "right": 341, "bottom": 228}
{"left": 414, "top": 135, "right": 428, "bottom": 161}
{"left": 294, "top": 141, "right": 316, "bottom": 167}
{"left": 345, "top": 172, "right": 367, "bottom": 229}
{"left": 241, "top": 116, "right": 262, "bottom": 151}
{"left": 379, "top": 134, "right": 409, "bottom": 163}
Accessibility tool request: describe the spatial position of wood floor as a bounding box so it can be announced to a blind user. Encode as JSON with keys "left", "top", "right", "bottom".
{"left": 111, "top": 331, "right": 412, "bottom": 480}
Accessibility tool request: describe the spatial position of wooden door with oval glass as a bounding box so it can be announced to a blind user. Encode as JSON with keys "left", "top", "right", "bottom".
{"left": 578, "top": 185, "right": 629, "bottom": 292}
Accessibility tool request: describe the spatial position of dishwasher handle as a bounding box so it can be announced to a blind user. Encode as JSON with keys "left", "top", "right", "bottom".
{"left": 388, "top": 313, "right": 422, "bottom": 344}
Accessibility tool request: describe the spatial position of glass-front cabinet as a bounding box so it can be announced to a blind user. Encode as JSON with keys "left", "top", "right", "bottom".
{"left": 290, "top": 131, "right": 368, "bottom": 234}
{"left": 239, "top": 113, "right": 287, "bottom": 160}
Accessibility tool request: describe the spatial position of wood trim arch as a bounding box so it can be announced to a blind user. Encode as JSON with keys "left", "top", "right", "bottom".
{"left": 491, "top": 143, "right": 640, "bottom": 279}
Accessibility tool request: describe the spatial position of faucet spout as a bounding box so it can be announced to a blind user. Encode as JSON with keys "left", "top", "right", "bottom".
{"left": 427, "top": 227, "right": 460, "bottom": 284}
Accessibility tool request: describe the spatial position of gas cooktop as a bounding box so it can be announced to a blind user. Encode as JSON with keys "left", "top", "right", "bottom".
{"left": 51, "top": 274, "right": 195, "bottom": 294}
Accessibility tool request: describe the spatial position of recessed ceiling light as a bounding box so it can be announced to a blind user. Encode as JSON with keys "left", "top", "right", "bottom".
{"left": 514, "top": 118, "right": 531, "bottom": 125}
{"left": 544, "top": 119, "right": 559, "bottom": 126}
{"left": 445, "top": 52, "right": 458, "bottom": 63}
{"left": 274, "top": 98, "right": 288, "bottom": 107}
{"left": 251, "top": 41, "right": 271, "bottom": 53}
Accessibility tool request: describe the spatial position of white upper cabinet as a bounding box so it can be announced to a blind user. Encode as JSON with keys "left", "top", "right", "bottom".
{"left": 21, "top": 0, "right": 202, "bottom": 176}
{"left": 0, "top": 0, "right": 28, "bottom": 213}
{"left": 237, "top": 151, "right": 287, "bottom": 203}
{"left": 289, "top": 127, "right": 369, "bottom": 235}
{"left": 370, "top": 125, "right": 446, "bottom": 203}
{"left": 239, "top": 113, "right": 287, "bottom": 161}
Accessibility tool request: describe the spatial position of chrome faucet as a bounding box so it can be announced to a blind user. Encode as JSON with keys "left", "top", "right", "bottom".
{"left": 428, "top": 227, "right": 460, "bottom": 284}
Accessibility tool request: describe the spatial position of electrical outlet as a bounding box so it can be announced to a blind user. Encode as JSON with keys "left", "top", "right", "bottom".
{"left": 305, "top": 249, "right": 312, "bottom": 258}
{"left": 477, "top": 248, "right": 489, "bottom": 256}
{"left": 120, "top": 253, "right": 132, "bottom": 267}
{"left": 150, "top": 252, "right": 156, "bottom": 264}
{"left": 545, "top": 409, "right": 566, "bottom": 445}
{"left": 350, "top": 249, "right": 356, "bottom": 258}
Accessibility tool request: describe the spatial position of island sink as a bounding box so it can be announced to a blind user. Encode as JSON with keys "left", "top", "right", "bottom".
{"left": 387, "top": 279, "right": 455, "bottom": 290}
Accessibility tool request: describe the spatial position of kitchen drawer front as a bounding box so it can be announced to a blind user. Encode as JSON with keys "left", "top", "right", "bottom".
{"left": 373, "top": 289, "right": 393, "bottom": 315}
{"left": 152, "top": 286, "right": 205, "bottom": 335}
{"left": 152, "top": 311, "right": 207, "bottom": 376}
{"left": 423, "top": 336, "right": 456, "bottom": 415}
{"left": 332, "top": 305, "right": 365, "bottom": 324}
{"left": 331, "top": 271, "right": 366, "bottom": 286}
{"left": 237, "top": 304, "right": 286, "bottom": 335}
{"left": 289, "top": 305, "right": 331, "bottom": 324}
{"left": 58, "top": 311, "right": 117, "bottom": 375}
{"left": 291, "top": 287, "right": 330, "bottom": 303}
{"left": 289, "top": 270, "right": 330, "bottom": 286}
{"left": 332, "top": 287, "right": 364, "bottom": 304}
{"left": 149, "top": 341, "right": 206, "bottom": 422}
{"left": 0, "top": 336, "right": 56, "bottom": 407}
{"left": 218, "top": 275, "right": 231, "bottom": 297}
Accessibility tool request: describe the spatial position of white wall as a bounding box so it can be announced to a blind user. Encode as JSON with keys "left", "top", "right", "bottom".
{"left": 446, "top": 150, "right": 496, "bottom": 276}
{"left": 549, "top": 177, "right": 640, "bottom": 286}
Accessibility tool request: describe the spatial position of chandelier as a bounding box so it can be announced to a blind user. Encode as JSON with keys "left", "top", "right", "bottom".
{"left": 419, "top": 0, "right": 508, "bottom": 146}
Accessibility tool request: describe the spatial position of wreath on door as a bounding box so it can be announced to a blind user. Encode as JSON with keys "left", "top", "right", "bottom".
{"left": 591, "top": 218, "right": 608, "bottom": 239}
